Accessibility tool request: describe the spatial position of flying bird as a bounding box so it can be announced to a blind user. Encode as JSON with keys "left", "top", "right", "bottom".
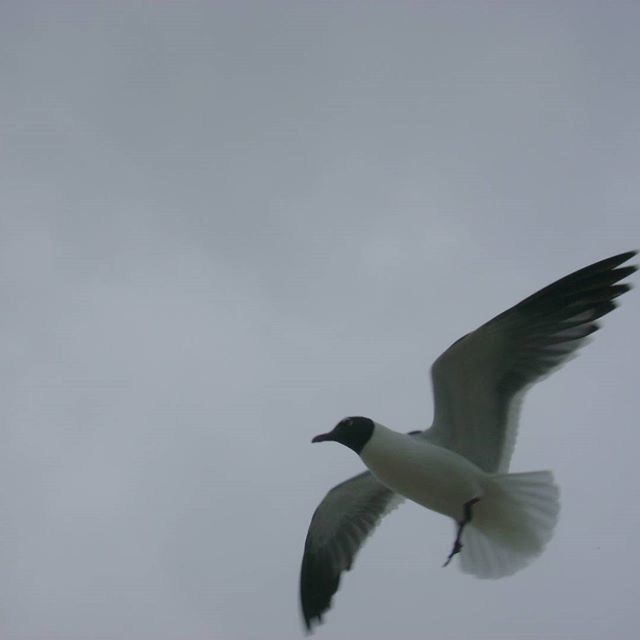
{"left": 300, "top": 251, "right": 637, "bottom": 632}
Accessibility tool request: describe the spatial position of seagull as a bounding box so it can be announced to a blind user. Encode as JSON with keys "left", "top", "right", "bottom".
{"left": 299, "top": 251, "right": 637, "bottom": 632}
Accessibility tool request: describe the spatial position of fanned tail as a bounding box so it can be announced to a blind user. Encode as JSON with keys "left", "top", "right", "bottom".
{"left": 459, "top": 470, "right": 560, "bottom": 579}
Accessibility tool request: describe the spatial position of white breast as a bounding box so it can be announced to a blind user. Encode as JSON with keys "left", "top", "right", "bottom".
{"left": 360, "top": 423, "right": 486, "bottom": 521}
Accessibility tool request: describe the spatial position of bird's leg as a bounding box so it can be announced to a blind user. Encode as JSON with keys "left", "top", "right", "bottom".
{"left": 443, "top": 497, "right": 481, "bottom": 568}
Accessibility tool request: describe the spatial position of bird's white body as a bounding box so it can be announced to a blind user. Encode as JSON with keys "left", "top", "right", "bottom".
{"left": 361, "top": 422, "right": 484, "bottom": 522}
{"left": 361, "top": 420, "right": 560, "bottom": 580}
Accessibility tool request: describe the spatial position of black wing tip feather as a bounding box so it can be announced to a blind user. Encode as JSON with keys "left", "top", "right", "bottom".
{"left": 602, "top": 249, "right": 636, "bottom": 262}
{"left": 571, "top": 251, "right": 637, "bottom": 288}
{"left": 549, "top": 251, "right": 637, "bottom": 331}
{"left": 586, "top": 250, "right": 637, "bottom": 272}
{"left": 610, "top": 249, "right": 637, "bottom": 262}
{"left": 300, "top": 552, "right": 336, "bottom": 633}
{"left": 559, "top": 250, "right": 637, "bottom": 287}
{"left": 300, "top": 522, "right": 341, "bottom": 633}
{"left": 300, "top": 543, "right": 351, "bottom": 633}
{"left": 514, "top": 250, "right": 637, "bottom": 314}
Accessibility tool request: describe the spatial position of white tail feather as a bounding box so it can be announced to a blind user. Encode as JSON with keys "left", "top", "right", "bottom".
{"left": 459, "top": 470, "right": 560, "bottom": 579}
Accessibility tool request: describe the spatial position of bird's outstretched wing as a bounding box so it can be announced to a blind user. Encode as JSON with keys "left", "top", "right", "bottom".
{"left": 425, "top": 250, "right": 637, "bottom": 473}
{"left": 300, "top": 471, "right": 403, "bottom": 632}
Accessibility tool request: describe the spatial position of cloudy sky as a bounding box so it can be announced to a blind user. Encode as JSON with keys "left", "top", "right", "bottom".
{"left": 1, "top": 2, "right": 639, "bottom": 639}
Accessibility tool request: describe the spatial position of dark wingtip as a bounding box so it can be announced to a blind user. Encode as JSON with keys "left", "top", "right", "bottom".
{"left": 300, "top": 535, "right": 340, "bottom": 634}
{"left": 607, "top": 249, "right": 637, "bottom": 265}
{"left": 302, "top": 612, "right": 321, "bottom": 635}
{"left": 608, "top": 250, "right": 638, "bottom": 276}
{"left": 304, "top": 618, "right": 317, "bottom": 634}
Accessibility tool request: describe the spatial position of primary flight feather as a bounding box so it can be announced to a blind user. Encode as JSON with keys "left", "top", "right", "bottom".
{"left": 300, "top": 251, "right": 636, "bottom": 632}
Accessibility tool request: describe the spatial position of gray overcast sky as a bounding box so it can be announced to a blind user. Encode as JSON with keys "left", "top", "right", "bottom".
{"left": 1, "top": 2, "right": 639, "bottom": 639}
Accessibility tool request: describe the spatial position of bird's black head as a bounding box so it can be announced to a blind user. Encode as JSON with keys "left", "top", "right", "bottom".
{"left": 312, "top": 416, "right": 375, "bottom": 454}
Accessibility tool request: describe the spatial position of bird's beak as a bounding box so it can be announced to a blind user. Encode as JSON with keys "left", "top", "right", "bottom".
{"left": 312, "top": 432, "right": 333, "bottom": 443}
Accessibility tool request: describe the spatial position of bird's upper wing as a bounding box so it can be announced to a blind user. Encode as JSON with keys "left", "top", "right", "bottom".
{"left": 424, "top": 250, "right": 637, "bottom": 473}
{"left": 300, "top": 471, "right": 403, "bottom": 632}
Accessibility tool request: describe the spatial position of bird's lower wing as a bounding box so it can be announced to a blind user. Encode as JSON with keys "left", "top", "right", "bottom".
{"left": 300, "top": 471, "right": 403, "bottom": 632}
